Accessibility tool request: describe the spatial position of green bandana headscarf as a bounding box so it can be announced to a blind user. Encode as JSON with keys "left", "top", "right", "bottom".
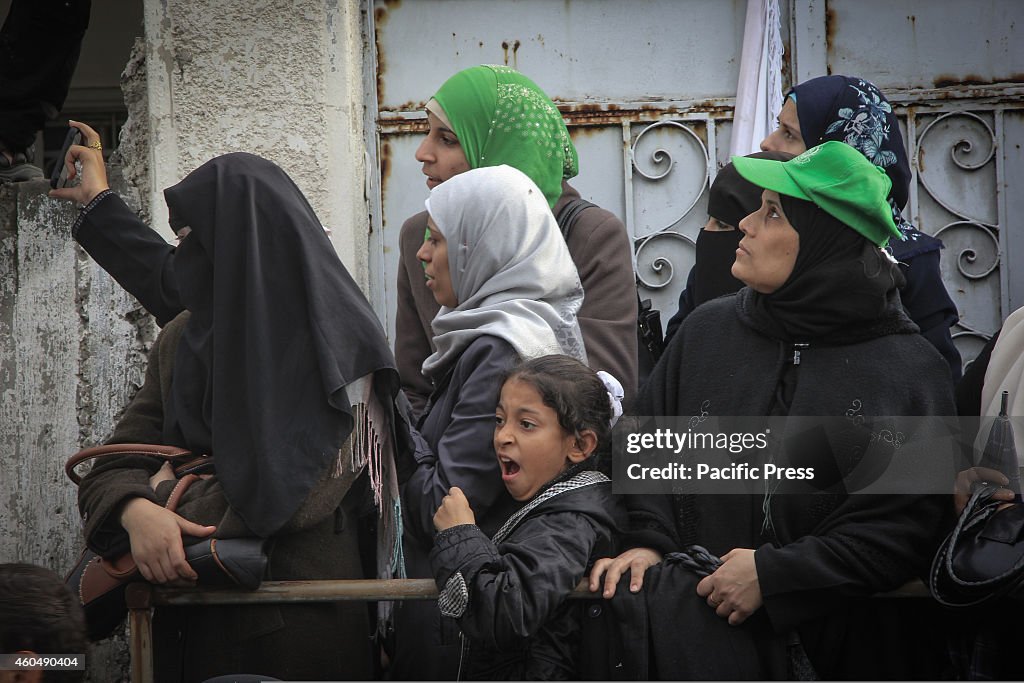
{"left": 432, "top": 64, "right": 579, "bottom": 208}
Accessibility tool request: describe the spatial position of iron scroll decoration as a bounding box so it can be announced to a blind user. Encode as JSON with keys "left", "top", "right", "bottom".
{"left": 915, "top": 110, "right": 1000, "bottom": 355}
{"left": 916, "top": 110, "right": 997, "bottom": 223}
{"left": 933, "top": 221, "right": 1000, "bottom": 281}
{"left": 916, "top": 111, "right": 999, "bottom": 280}
{"left": 631, "top": 120, "right": 710, "bottom": 290}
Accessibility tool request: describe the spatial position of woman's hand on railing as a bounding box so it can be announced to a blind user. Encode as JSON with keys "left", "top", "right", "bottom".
{"left": 588, "top": 547, "right": 663, "bottom": 598}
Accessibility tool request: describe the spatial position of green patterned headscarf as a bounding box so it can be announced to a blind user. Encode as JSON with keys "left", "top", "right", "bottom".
{"left": 432, "top": 64, "right": 579, "bottom": 208}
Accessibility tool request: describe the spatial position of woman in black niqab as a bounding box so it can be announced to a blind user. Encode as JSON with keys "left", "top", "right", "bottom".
{"left": 76, "top": 153, "right": 409, "bottom": 681}
{"left": 163, "top": 152, "right": 398, "bottom": 538}
{"left": 663, "top": 151, "right": 792, "bottom": 344}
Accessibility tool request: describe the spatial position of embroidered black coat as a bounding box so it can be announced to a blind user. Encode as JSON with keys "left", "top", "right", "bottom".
{"left": 624, "top": 289, "right": 958, "bottom": 679}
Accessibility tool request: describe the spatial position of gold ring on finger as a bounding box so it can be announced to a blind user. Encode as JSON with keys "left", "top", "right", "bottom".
{"left": 88, "top": 140, "right": 103, "bottom": 151}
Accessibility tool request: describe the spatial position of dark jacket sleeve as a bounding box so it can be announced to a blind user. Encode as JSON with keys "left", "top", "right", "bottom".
{"left": 897, "top": 249, "right": 962, "bottom": 382}
{"left": 395, "top": 212, "right": 441, "bottom": 416}
{"left": 663, "top": 266, "right": 697, "bottom": 345}
{"left": 79, "top": 457, "right": 162, "bottom": 558}
{"left": 402, "top": 338, "right": 517, "bottom": 542}
{"left": 73, "top": 193, "right": 184, "bottom": 326}
{"left": 429, "top": 513, "right": 598, "bottom": 648}
{"left": 754, "top": 491, "right": 947, "bottom": 631}
{"left": 620, "top": 336, "right": 687, "bottom": 555}
{"left": 567, "top": 205, "right": 639, "bottom": 403}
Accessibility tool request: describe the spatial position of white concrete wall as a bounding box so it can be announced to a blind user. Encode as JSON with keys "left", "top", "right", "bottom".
{"left": 132, "top": 0, "right": 371, "bottom": 286}
{"left": 0, "top": 177, "right": 154, "bottom": 681}
{"left": 0, "top": 180, "right": 155, "bottom": 565}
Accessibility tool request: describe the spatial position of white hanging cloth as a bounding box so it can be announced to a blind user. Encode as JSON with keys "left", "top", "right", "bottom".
{"left": 730, "top": 0, "right": 784, "bottom": 157}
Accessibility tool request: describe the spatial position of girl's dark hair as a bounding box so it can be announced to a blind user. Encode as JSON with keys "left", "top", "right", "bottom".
{"left": 501, "top": 355, "right": 613, "bottom": 457}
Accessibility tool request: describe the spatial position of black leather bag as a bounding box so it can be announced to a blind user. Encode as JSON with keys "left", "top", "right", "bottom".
{"left": 930, "top": 483, "right": 1024, "bottom": 607}
{"left": 184, "top": 537, "right": 267, "bottom": 590}
{"left": 65, "top": 534, "right": 268, "bottom": 641}
{"left": 64, "top": 444, "right": 268, "bottom": 640}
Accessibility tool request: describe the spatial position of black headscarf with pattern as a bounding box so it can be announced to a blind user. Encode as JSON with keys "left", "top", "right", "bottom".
{"left": 789, "top": 75, "right": 940, "bottom": 258}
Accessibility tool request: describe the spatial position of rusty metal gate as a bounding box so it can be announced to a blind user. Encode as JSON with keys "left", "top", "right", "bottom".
{"left": 364, "top": 0, "right": 1024, "bottom": 366}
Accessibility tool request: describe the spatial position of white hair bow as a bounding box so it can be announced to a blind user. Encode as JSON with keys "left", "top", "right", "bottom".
{"left": 596, "top": 370, "right": 624, "bottom": 428}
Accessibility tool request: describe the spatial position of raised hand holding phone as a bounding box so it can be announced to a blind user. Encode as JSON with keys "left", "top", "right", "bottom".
{"left": 47, "top": 120, "right": 110, "bottom": 205}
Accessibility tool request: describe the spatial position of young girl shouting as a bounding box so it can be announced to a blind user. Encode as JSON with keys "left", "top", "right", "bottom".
{"left": 429, "top": 355, "right": 626, "bottom": 680}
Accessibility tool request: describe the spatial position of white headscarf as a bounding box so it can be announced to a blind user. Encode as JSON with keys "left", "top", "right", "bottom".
{"left": 421, "top": 165, "right": 587, "bottom": 379}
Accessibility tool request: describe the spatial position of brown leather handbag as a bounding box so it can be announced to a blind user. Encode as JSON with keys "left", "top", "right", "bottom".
{"left": 64, "top": 442, "right": 209, "bottom": 485}
{"left": 64, "top": 444, "right": 267, "bottom": 641}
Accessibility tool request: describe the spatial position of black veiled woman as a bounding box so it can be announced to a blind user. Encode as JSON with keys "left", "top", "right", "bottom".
{"left": 663, "top": 151, "right": 791, "bottom": 343}
{"left": 69, "top": 152, "right": 408, "bottom": 682}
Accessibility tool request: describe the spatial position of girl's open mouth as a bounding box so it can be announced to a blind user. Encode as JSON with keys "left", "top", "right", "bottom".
{"left": 498, "top": 456, "right": 520, "bottom": 477}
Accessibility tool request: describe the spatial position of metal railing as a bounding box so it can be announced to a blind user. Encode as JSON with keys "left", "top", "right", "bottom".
{"left": 124, "top": 578, "right": 931, "bottom": 682}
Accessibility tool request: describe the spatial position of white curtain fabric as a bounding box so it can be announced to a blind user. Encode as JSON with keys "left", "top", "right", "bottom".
{"left": 730, "top": 0, "right": 784, "bottom": 157}
{"left": 976, "top": 305, "right": 1024, "bottom": 465}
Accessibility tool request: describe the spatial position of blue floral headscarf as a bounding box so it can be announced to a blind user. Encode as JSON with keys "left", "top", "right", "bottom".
{"left": 789, "top": 75, "right": 931, "bottom": 250}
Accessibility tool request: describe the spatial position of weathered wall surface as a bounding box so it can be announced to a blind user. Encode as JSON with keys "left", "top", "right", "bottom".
{"left": 0, "top": 177, "right": 155, "bottom": 682}
{"left": 0, "top": 3, "right": 368, "bottom": 678}
{"left": 132, "top": 0, "right": 371, "bottom": 288}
